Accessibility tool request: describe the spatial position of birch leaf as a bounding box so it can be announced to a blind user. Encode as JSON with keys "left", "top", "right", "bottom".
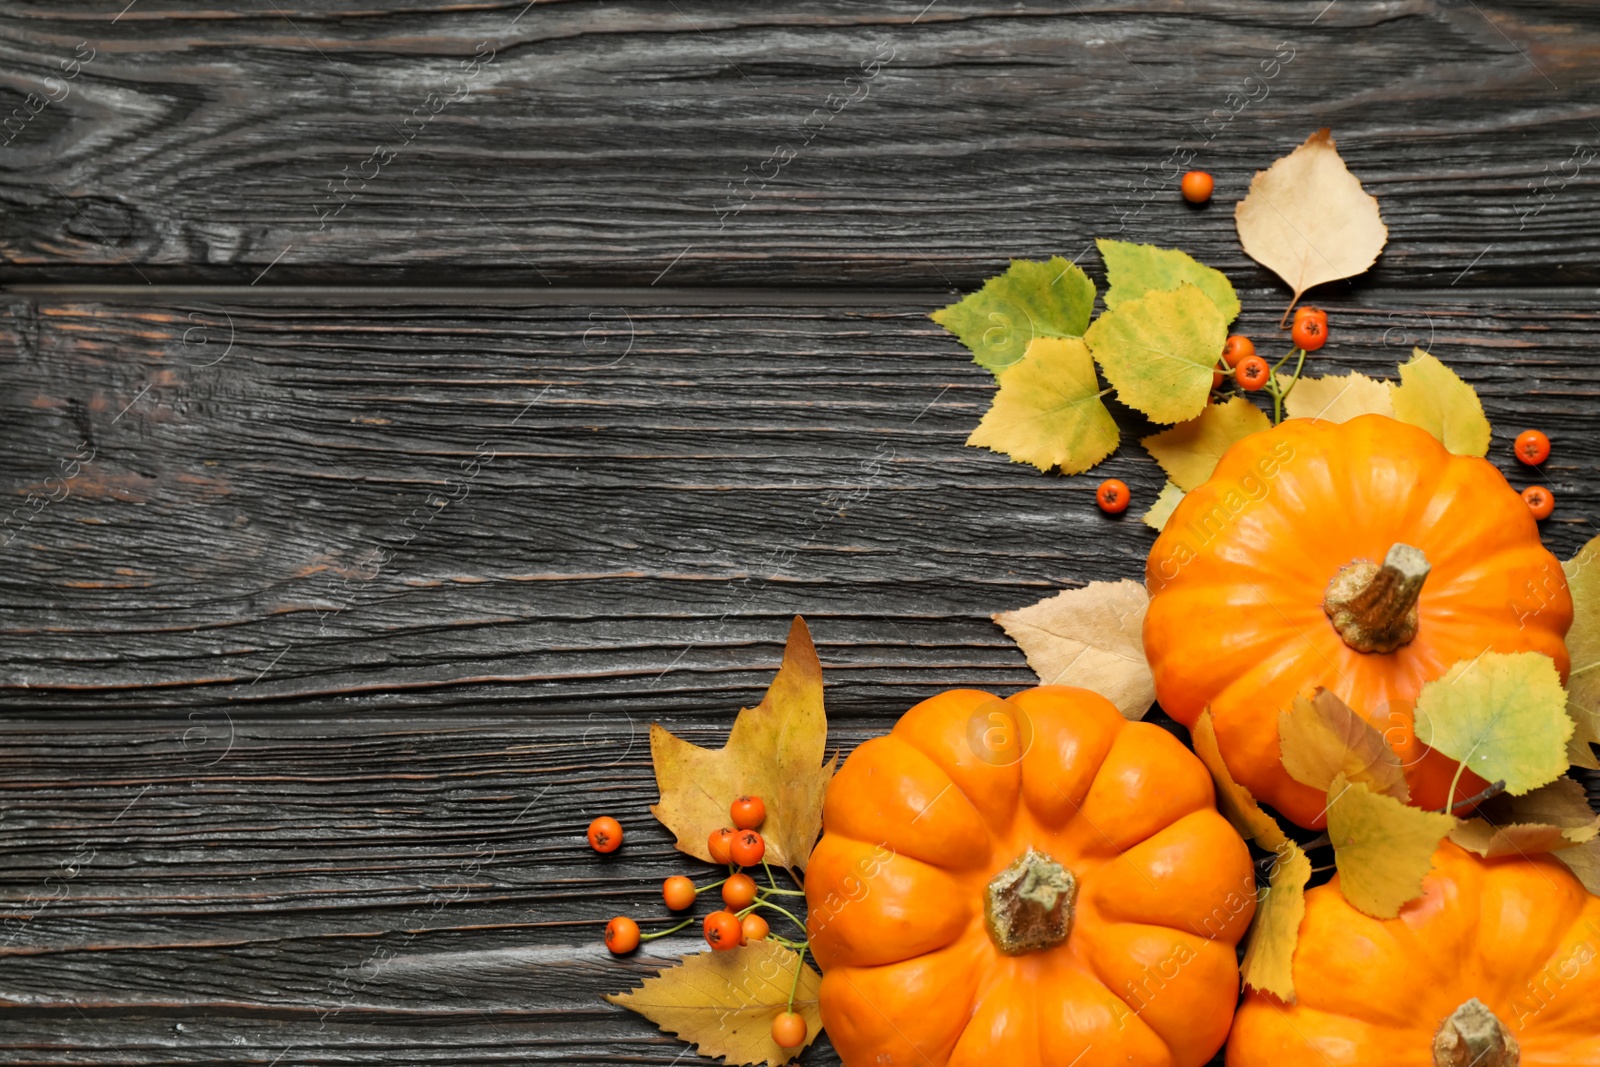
{"left": 1084, "top": 283, "right": 1227, "bottom": 425}
{"left": 1192, "top": 710, "right": 1291, "bottom": 852}
{"left": 1326, "top": 774, "right": 1457, "bottom": 919}
{"left": 650, "top": 617, "right": 835, "bottom": 869}
{"left": 1557, "top": 839, "right": 1600, "bottom": 894}
{"left": 605, "top": 941, "right": 822, "bottom": 1066}
{"left": 1240, "top": 840, "right": 1310, "bottom": 1004}
{"left": 1278, "top": 688, "right": 1409, "bottom": 801}
{"left": 1449, "top": 777, "right": 1600, "bottom": 858}
{"left": 932, "top": 258, "right": 1097, "bottom": 373}
{"left": 1143, "top": 481, "right": 1185, "bottom": 532}
{"left": 1279, "top": 372, "right": 1396, "bottom": 423}
{"left": 1097, "top": 238, "right": 1240, "bottom": 323}
{"left": 992, "top": 579, "right": 1155, "bottom": 720}
{"left": 966, "top": 337, "right": 1119, "bottom": 474}
{"left": 1562, "top": 535, "right": 1600, "bottom": 770}
{"left": 1412, "top": 651, "right": 1572, "bottom": 797}
{"left": 1235, "top": 128, "right": 1388, "bottom": 306}
{"left": 1389, "top": 350, "right": 1491, "bottom": 457}
{"left": 1141, "top": 396, "right": 1271, "bottom": 491}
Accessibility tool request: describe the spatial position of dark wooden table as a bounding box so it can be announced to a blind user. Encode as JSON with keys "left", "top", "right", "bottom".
{"left": 2, "top": 3, "right": 1598, "bottom": 1064}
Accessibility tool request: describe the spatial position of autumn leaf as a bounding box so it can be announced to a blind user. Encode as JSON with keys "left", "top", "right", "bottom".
{"left": 1326, "top": 774, "right": 1457, "bottom": 919}
{"left": 1562, "top": 535, "right": 1600, "bottom": 770}
{"left": 606, "top": 941, "right": 822, "bottom": 1066}
{"left": 1234, "top": 129, "right": 1388, "bottom": 310}
{"left": 1278, "top": 372, "right": 1396, "bottom": 423}
{"left": 1097, "top": 238, "right": 1240, "bottom": 323}
{"left": 1141, "top": 396, "right": 1270, "bottom": 492}
{"left": 1084, "top": 283, "right": 1227, "bottom": 425}
{"left": 1558, "top": 839, "right": 1600, "bottom": 894}
{"left": 1278, "top": 688, "right": 1409, "bottom": 802}
{"left": 1389, "top": 350, "right": 1491, "bottom": 457}
{"left": 1240, "top": 839, "right": 1310, "bottom": 1004}
{"left": 1192, "top": 710, "right": 1291, "bottom": 852}
{"left": 932, "top": 258, "right": 1098, "bottom": 373}
{"left": 1412, "top": 651, "right": 1572, "bottom": 798}
{"left": 1449, "top": 777, "right": 1600, "bottom": 858}
{"left": 966, "top": 337, "right": 1119, "bottom": 474}
{"left": 1143, "top": 481, "right": 1185, "bottom": 532}
{"left": 650, "top": 617, "right": 835, "bottom": 869}
{"left": 992, "top": 579, "right": 1154, "bottom": 720}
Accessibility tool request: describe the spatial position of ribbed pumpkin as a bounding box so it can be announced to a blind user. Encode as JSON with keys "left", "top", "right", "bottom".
{"left": 806, "top": 686, "right": 1255, "bottom": 1067}
{"left": 1228, "top": 841, "right": 1600, "bottom": 1066}
{"left": 1144, "top": 414, "right": 1571, "bottom": 828}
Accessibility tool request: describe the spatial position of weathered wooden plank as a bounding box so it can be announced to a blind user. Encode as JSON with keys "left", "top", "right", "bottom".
{"left": 0, "top": 2, "right": 1597, "bottom": 285}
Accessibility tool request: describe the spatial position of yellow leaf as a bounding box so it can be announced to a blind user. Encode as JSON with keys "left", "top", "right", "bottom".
{"left": 1326, "top": 774, "right": 1457, "bottom": 919}
{"left": 1557, "top": 838, "right": 1600, "bottom": 895}
{"left": 1413, "top": 651, "right": 1572, "bottom": 798}
{"left": 1142, "top": 481, "right": 1185, "bottom": 532}
{"left": 1141, "top": 396, "right": 1271, "bottom": 492}
{"left": 1448, "top": 777, "right": 1600, "bottom": 858}
{"left": 1234, "top": 128, "right": 1388, "bottom": 306}
{"left": 1389, "top": 349, "right": 1491, "bottom": 457}
{"left": 1240, "top": 839, "right": 1309, "bottom": 1004}
{"left": 1278, "top": 688, "right": 1409, "bottom": 802}
{"left": 605, "top": 941, "right": 822, "bottom": 1066}
{"left": 965, "top": 336, "right": 1119, "bottom": 474}
{"left": 650, "top": 617, "right": 835, "bottom": 868}
{"left": 1084, "top": 283, "right": 1228, "bottom": 425}
{"left": 1192, "top": 710, "right": 1290, "bottom": 852}
{"left": 1278, "top": 372, "right": 1396, "bottom": 423}
{"left": 1096, "top": 238, "right": 1240, "bottom": 323}
{"left": 1563, "top": 536, "right": 1600, "bottom": 770}
{"left": 992, "top": 579, "right": 1155, "bottom": 720}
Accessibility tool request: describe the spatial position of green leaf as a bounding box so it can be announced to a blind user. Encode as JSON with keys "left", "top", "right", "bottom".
{"left": 965, "top": 337, "right": 1119, "bottom": 474}
{"left": 1412, "top": 651, "right": 1573, "bottom": 797}
{"left": 931, "top": 258, "right": 1097, "bottom": 373}
{"left": 1142, "top": 481, "right": 1185, "bottom": 532}
{"left": 1562, "top": 536, "right": 1600, "bottom": 770}
{"left": 1240, "top": 839, "right": 1309, "bottom": 1004}
{"left": 1097, "top": 238, "right": 1240, "bottom": 324}
{"left": 1141, "top": 395, "right": 1271, "bottom": 491}
{"left": 1326, "top": 774, "right": 1457, "bottom": 919}
{"left": 1389, "top": 349, "right": 1491, "bottom": 457}
{"left": 1084, "top": 283, "right": 1227, "bottom": 425}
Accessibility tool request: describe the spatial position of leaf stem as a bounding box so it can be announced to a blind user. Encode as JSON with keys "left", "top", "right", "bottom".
{"left": 1445, "top": 759, "right": 1470, "bottom": 816}
{"left": 638, "top": 917, "right": 697, "bottom": 942}
{"left": 1443, "top": 777, "right": 1507, "bottom": 814}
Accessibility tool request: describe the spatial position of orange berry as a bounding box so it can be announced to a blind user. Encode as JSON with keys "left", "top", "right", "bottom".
{"left": 772, "top": 1010, "right": 808, "bottom": 1048}
{"left": 703, "top": 910, "right": 742, "bottom": 951}
{"left": 1234, "top": 355, "right": 1270, "bottom": 391}
{"left": 604, "top": 916, "right": 640, "bottom": 954}
{"left": 722, "top": 872, "right": 758, "bottom": 910}
{"left": 1290, "top": 307, "right": 1328, "bottom": 351}
{"left": 1514, "top": 430, "right": 1551, "bottom": 465}
{"left": 730, "top": 794, "right": 766, "bottom": 830}
{"left": 730, "top": 829, "right": 765, "bottom": 868}
{"left": 587, "top": 816, "right": 622, "bottom": 854}
{"left": 1522, "top": 485, "right": 1554, "bottom": 520}
{"left": 1180, "top": 170, "right": 1214, "bottom": 204}
{"left": 662, "top": 875, "right": 697, "bottom": 911}
{"left": 1096, "top": 479, "right": 1130, "bottom": 515}
{"left": 707, "top": 827, "right": 736, "bottom": 865}
{"left": 1221, "top": 335, "right": 1255, "bottom": 368}
{"left": 741, "top": 913, "right": 770, "bottom": 942}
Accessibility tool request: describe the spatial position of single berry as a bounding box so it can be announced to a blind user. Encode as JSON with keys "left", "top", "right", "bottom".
{"left": 1514, "top": 429, "right": 1551, "bottom": 465}
{"left": 1096, "top": 479, "right": 1130, "bottom": 515}
{"left": 587, "top": 816, "right": 623, "bottom": 854}
{"left": 730, "top": 829, "right": 766, "bottom": 868}
{"left": 703, "top": 910, "right": 742, "bottom": 951}
{"left": 1235, "top": 355, "right": 1270, "bottom": 392}
{"left": 707, "top": 827, "right": 736, "bottom": 865}
{"left": 1290, "top": 307, "right": 1328, "bottom": 351}
{"left": 1221, "top": 335, "right": 1255, "bottom": 368}
{"left": 730, "top": 794, "right": 766, "bottom": 830}
{"left": 662, "top": 875, "right": 697, "bottom": 912}
{"left": 741, "top": 913, "right": 770, "bottom": 942}
{"left": 1522, "top": 485, "right": 1554, "bottom": 520}
{"left": 1180, "top": 170, "right": 1214, "bottom": 204}
{"left": 722, "top": 872, "right": 758, "bottom": 910}
{"left": 604, "top": 916, "right": 640, "bottom": 954}
{"left": 772, "top": 1011, "right": 808, "bottom": 1049}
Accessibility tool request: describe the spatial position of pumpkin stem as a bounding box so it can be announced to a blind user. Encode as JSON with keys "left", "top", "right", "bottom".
{"left": 1323, "top": 543, "right": 1430, "bottom": 654}
{"left": 1432, "top": 998, "right": 1519, "bottom": 1067}
{"left": 983, "top": 848, "right": 1076, "bottom": 955}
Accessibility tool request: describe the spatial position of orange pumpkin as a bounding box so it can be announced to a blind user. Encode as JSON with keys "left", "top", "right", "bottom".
{"left": 805, "top": 686, "right": 1256, "bottom": 1067}
{"left": 1144, "top": 415, "right": 1571, "bottom": 828}
{"left": 1228, "top": 841, "right": 1600, "bottom": 1066}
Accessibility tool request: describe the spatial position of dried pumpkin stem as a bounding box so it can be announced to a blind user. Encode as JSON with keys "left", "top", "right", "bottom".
{"left": 984, "top": 848, "right": 1077, "bottom": 955}
{"left": 1432, "top": 998, "right": 1519, "bottom": 1067}
{"left": 1324, "top": 543, "right": 1431, "bottom": 654}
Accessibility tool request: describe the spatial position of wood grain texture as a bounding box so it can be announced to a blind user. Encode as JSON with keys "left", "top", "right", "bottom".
{"left": 2, "top": 288, "right": 1599, "bottom": 1064}
{"left": 0, "top": 1, "right": 1598, "bottom": 287}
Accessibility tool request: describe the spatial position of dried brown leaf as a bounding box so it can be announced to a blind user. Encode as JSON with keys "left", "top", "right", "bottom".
{"left": 1278, "top": 688, "right": 1409, "bottom": 802}
{"left": 993, "top": 579, "right": 1155, "bottom": 720}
